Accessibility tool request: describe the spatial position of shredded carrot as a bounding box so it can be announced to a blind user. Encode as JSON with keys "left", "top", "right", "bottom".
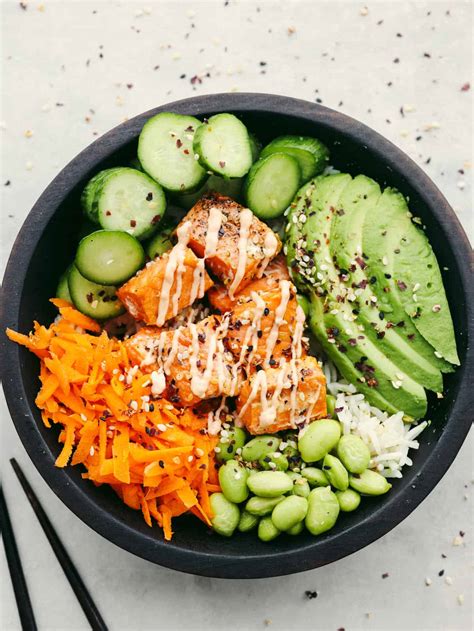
{"left": 6, "top": 301, "right": 220, "bottom": 540}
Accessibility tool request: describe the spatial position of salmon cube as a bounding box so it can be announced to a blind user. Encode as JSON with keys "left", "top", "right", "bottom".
{"left": 225, "top": 278, "right": 306, "bottom": 371}
{"left": 124, "top": 304, "right": 211, "bottom": 372}
{"left": 164, "top": 315, "right": 243, "bottom": 407}
{"left": 117, "top": 245, "right": 213, "bottom": 326}
{"left": 208, "top": 254, "right": 290, "bottom": 313}
{"left": 176, "top": 192, "right": 281, "bottom": 296}
{"left": 236, "top": 355, "right": 327, "bottom": 435}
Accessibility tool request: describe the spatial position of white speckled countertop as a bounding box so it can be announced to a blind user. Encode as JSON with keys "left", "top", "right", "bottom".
{"left": 1, "top": 1, "right": 472, "bottom": 629}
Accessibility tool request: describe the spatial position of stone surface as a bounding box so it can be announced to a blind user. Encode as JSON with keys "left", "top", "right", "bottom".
{"left": 1, "top": 1, "right": 472, "bottom": 629}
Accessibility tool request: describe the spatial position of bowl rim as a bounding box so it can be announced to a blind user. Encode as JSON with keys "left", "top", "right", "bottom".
{"left": 2, "top": 92, "right": 473, "bottom": 579}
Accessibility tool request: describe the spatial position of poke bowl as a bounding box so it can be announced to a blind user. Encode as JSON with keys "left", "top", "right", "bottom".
{"left": 1, "top": 93, "right": 472, "bottom": 578}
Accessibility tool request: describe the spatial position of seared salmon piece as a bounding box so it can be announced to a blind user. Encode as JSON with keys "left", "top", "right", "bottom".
{"left": 236, "top": 355, "right": 327, "bottom": 435}
{"left": 163, "top": 315, "right": 243, "bottom": 407}
{"left": 176, "top": 192, "right": 282, "bottom": 296}
{"left": 225, "top": 279, "right": 307, "bottom": 370}
{"left": 117, "top": 245, "right": 213, "bottom": 326}
{"left": 124, "top": 303, "right": 211, "bottom": 372}
{"left": 208, "top": 255, "right": 290, "bottom": 313}
{"left": 125, "top": 315, "right": 243, "bottom": 406}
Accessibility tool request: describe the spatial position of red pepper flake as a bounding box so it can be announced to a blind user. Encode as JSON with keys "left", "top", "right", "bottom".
{"left": 130, "top": 219, "right": 137, "bottom": 228}
{"left": 185, "top": 125, "right": 194, "bottom": 132}
{"left": 397, "top": 280, "right": 407, "bottom": 291}
{"left": 460, "top": 82, "right": 470, "bottom": 92}
{"left": 126, "top": 83, "right": 133, "bottom": 89}
{"left": 105, "top": 210, "right": 112, "bottom": 216}
{"left": 86, "top": 293, "right": 94, "bottom": 304}
{"left": 176, "top": 139, "right": 183, "bottom": 148}
{"left": 382, "top": 572, "right": 389, "bottom": 579}
{"left": 190, "top": 75, "right": 202, "bottom": 85}
{"left": 183, "top": 149, "right": 190, "bottom": 155}
{"left": 219, "top": 161, "right": 226, "bottom": 168}
{"left": 151, "top": 215, "right": 161, "bottom": 225}
{"left": 19, "top": 1, "right": 27, "bottom": 9}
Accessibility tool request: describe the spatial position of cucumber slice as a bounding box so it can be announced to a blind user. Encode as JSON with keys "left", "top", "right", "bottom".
{"left": 193, "top": 113, "right": 253, "bottom": 178}
{"left": 75, "top": 230, "right": 145, "bottom": 285}
{"left": 249, "top": 132, "right": 262, "bottom": 162}
{"left": 56, "top": 266, "right": 72, "bottom": 302}
{"left": 138, "top": 112, "right": 207, "bottom": 192}
{"left": 260, "top": 135, "right": 329, "bottom": 182}
{"left": 146, "top": 220, "right": 175, "bottom": 259}
{"left": 244, "top": 153, "right": 301, "bottom": 219}
{"left": 68, "top": 265, "right": 124, "bottom": 320}
{"left": 81, "top": 168, "right": 122, "bottom": 223}
{"left": 96, "top": 167, "right": 166, "bottom": 240}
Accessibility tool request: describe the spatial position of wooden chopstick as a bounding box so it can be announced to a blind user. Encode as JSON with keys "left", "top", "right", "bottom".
{"left": 0, "top": 485, "right": 38, "bottom": 631}
{"left": 10, "top": 459, "right": 108, "bottom": 631}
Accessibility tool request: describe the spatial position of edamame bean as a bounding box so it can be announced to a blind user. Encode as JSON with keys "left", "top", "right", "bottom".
{"left": 287, "top": 521, "right": 305, "bottom": 535}
{"left": 259, "top": 451, "right": 289, "bottom": 471}
{"left": 218, "top": 460, "right": 249, "bottom": 504}
{"left": 216, "top": 427, "right": 247, "bottom": 462}
{"left": 237, "top": 510, "right": 259, "bottom": 532}
{"left": 292, "top": 477, "right": 310, "bottom": 498}
{"left": 298, "top": 419, "right": 341, "bottom": 463}
{"left": 258, "top": 517, "right": 281, "bottom": 542}
{"left": 272, "top": 495, "right": 308, "bottom": 531}
{"left": 301, "top": 467, "right": 329, "bottom": 488}
{"left": 336, "top": 489, "right": 361, "bottom": 512}
{"left": 322, "top": 454, "right": 349, "bottom": 491}
{"left": 245, "top": 495, "right": 285, "bottom": 516}
{"left": 242, "top": 435, "right": 281, "bottom": 462}
{"left": 247, "top": 471, "right": 293, "bottom": 497}
{"left": 210, "top": 493, "right": 240, "bottom": 537}
{"left": 326, "top": 394, "right": 336, "bottom": 419}
{"left": 305, "top": 486, "right": 340, "bottom": 535}
{"left": 336, "top": 435, "right": 371, "bottom": 474}
{"left": 349, "top": 470, "right": 392, "bottom": 495}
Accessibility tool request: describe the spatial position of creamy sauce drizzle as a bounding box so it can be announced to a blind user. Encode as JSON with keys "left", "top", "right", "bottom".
{"left": 156, "top": 221, "right": 191, "bottom": 326}
{"left": 256, "top": 231, "right": 279, "bottom": 279}
{"left": 228, "top": 208, "right": 254, "bottom": 298}
{"left": 264, "top": 279, "right": 292, "bottom": 365}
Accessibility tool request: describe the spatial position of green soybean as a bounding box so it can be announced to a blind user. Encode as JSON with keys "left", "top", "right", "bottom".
{"left": 298, "top": 419, "right": 341, "bottom": 463}
{"left": 349, "top": 470, "right": 392, "bottom": 495}
{"left": 242, "top": 435, "right": 281, "bottom": 462}
{"left": 210, "top": 493, "right": 240, "bottom": 537}
{"left": 322, "top": 454, "right": 349, "bottom": 491}
{"left": 272, "top": 495, "right": 308, "bottom": 531}
{"left": 336, "top": 489, "right": 361, "bottom": 512}
{"left": 218, "top": 460, "right": 249, "bottom": 504}
{"left": 301, "top": 467, "right": 329, "bottom": 488}
{"left": 216, "top": 427, "right": 247, "bottom": 462}
{"left": 287, "top": 521, "right": 305, "bottom": 535}
{"left": 259, "top": 451, "right": 289, "bottom": 471}
{"left": 326, "top": 394, "right": 336, "bottom": 419}
{"left": 336, "top": 435, "right": 371, "bottom": 474}
{"left": 237, "top": 510, "right": 259, "bottom": 532}
{"left": 258, "top": 517, "right": 281, "bottom": 542}
{"left": 305, "top": 486, "right": 340, "bottom": 535}
{"left": 247, "top": 471, "right": 293, "bottom": 497}
{"left": 291, "top": 477, "right": 311, "bottom": 498}
{"left": 245, "top": 496, "right": 285, "bottom": 517}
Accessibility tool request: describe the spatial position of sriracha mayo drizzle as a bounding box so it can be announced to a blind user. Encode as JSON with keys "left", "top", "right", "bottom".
{"left": 264, "top": 279, "right": 291, "bottom": 365}
{"left": 228, "top": 208, "right": 254, "bottom": 298}
{"left": 256, "top": 231, "right": 279, "bottom": 279}
{"left": 156, "top": 221, "right": 191, "bottom": 326}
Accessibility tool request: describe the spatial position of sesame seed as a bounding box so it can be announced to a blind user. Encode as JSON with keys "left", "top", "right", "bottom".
{"left": 425, "top": 577, "right": 432, "bottom": 586}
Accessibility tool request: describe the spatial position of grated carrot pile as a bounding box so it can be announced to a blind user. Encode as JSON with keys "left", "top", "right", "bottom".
{"left": 6, "top": 299, "right": 220, "bottom": 540}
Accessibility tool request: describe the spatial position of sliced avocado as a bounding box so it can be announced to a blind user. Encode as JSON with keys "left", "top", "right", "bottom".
{"left": 329, "top": 175, "right": 444, "bottom": 392}
{"left": 363, "top": 188, "right": 459, "bottom": 367}
{"left": 288, "top": 174, "right": 427, "bottom": 419}
{"left": 308, "top": 292, "right": 403, "bottom": 416}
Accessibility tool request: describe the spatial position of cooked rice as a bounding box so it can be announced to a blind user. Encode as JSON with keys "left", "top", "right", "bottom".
{"left": 324, "top": 360, "right": 427, "bottom": 478}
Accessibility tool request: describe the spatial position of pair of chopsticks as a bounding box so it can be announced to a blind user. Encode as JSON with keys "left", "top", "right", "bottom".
{"left": 0, "top": 459, "right": 108, "bottom": 631}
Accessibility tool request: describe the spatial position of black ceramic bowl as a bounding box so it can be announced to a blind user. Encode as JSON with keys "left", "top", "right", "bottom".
{"left": 2, "top": 94, "right": 473, "bottom": 578}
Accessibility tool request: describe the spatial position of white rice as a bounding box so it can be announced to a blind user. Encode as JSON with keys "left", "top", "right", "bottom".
{"left": 324, "top": 360, "right": 427, "bottom": 478}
